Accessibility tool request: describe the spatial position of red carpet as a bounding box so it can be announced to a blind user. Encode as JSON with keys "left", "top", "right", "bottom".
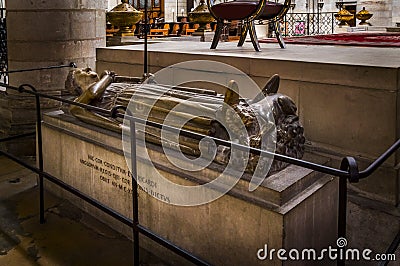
{"left": 259, "top": 32, "right": 400, "bottom": 47}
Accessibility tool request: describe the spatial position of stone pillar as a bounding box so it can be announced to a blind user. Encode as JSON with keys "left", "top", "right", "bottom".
{"left": 108, "top": 0, "right": 120, "bottom": 11}
{"left": 392, "top": 0, "right": 400, "bottom": 26}
{"left": 0, "top": 0, "right": 107, "bottom": 155}
{"left": 165, "top": 0, "right": 186, "bottom": 22}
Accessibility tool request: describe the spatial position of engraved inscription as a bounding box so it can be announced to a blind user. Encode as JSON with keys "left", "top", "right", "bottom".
{"left": 79, "top": 154, "right": 170, "bottom": 203}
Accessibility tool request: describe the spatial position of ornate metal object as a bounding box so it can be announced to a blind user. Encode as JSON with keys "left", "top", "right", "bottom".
{"left": 334, "top": 8, "right": 353, "bottom": 26}
{"left": 188, "top": 0, "right": 215, "bottom": 32}
{"left": 356, "top": 7, "right": 373, "bottom": 26}
{"left": 106, "top": 0, "right": 143, "bottom": 36}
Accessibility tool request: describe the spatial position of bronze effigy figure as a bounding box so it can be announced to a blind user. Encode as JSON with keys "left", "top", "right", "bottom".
{"left": 65, "top": 68, "right": 305, "bottom": 174}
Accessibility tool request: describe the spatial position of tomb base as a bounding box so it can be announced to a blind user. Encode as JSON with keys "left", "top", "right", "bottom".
{"left": 42, "top": 110, "right": 338, "bottom": 265}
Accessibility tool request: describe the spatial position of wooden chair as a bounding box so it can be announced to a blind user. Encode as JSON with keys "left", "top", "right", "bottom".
{"left": 169, "top": 23, "right": 181, "bottom": 36}
{"left": 148, "top": 28, "right": 169, "bottom": 37}
{"left": 207, "top": 0, "right": 291, "bottom": 51}
{"left": 182, "top": 23, "right": 195, "bottom": 35}
{"left": 148, "top": 22, "right": 170, "bottom": 38}
{"left": 186, "top": 28, "right": 197, "bottom": 35}
{"left": 258, "top": 0, "right": 291, "bottom": 48}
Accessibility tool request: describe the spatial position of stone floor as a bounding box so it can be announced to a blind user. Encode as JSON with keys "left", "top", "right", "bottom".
{"left": 0, "top": 155, "right": 166, "bottom": 266}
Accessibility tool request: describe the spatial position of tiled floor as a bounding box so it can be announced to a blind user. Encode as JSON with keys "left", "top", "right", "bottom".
{"left": 0, "top": 156, "right": 165, "bottom": 266}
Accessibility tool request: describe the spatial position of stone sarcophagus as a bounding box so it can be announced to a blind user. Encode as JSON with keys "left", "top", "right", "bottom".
{"left": 41, "top": 68, "right": 338, "bottom": 265}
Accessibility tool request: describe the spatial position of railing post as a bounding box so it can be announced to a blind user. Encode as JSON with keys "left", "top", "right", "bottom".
{"left": 144, "top": 0, "right": 148, "bottom": 75}
{"left": 37, "top": 93, "right": 45, "bottom": 224}
{"left": 19, "top": 84, "right": 45, "bottom": 224}
{"left": 284, "top": 14, "right": 287, "bottom": 36}
{"left": 127, "top": 109, "right": 140, "bottom": 266}
{"left": 338, "top": 157, "right": 359, "bottom": 266}
{"left": 337, "top": 175, "right": 346, "bottom": 266}
{"left": 112, "top": 105, "right": 140, "bottom": 266}
{"left": 0, "top": 7, "right": 8, "bottom": 85}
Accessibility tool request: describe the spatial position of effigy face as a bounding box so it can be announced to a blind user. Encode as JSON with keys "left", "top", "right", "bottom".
{"left": 66, "top": 69, "right": 305, "bottom": 175}
{"left": 65, "top": 67, "right": 99, "bottom": 95}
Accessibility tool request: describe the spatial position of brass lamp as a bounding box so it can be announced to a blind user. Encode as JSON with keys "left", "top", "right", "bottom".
{"left": 334, "top": 8, "right": 354, "bottom": 27}
{"left": 188, "top": 0, "right": 215, "bottom": 33}
{"left": 106, "top": 0, "right": 143, "bottom": 36}
{"left": 356, "top": 7, "right": 373, "bottom": 26}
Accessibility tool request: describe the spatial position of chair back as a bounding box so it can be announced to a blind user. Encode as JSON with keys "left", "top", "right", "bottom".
{"left": 257, "top": 0, "right": 291, "bottom": 22}
{"left": 207, "top": 0, "right": 291, "bottom": 51}
{"left": 207, "top": 0, "right": 267, "bottom": 22}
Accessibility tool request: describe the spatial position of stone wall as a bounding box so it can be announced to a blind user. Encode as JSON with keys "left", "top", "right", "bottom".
{"left": 164, "top": 0, "right": 187, "bottom": 22}
{"left": 1, "top": 0, "right": 107, "bottom": 155}
{"left": 358, "top": 0, "right": 393, "bottom": 26}
{"left": 287, "top": 0, "right": 399, "bottom": 26}
{"left": 108, "top": 0, "right": 120, "bottom": 10}
{"left": 392, "top": 0, "right": 400, "bottom": 25}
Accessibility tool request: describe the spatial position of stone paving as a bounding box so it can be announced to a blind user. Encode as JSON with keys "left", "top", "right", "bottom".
{"left": 0, "top": 156, "right": 166, "bottom": 266}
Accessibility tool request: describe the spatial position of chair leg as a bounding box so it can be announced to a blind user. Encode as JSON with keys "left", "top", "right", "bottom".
{"left": 211, "top": 20, "right": 224, "bottom": 49}
{"left": 237, "top": 20, "right": 249, "bottom": 47}
{"left": 274, "top": 21, "right": 286, "bottom": 49}
{"left": 249, "top": 20, "right": 261, "bottom": 52}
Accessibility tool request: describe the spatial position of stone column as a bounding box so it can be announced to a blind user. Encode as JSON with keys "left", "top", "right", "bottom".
{"left": 358, "top": 0, "right": 393, "bottom": 26}
{"left": 392, "top": 0, "right": 400, "bottom": 26}
{"left": 165, "top": 0, "right": 186, "bottom": 22}
{"left": 108, "top": 0, "right": 120, "bottom": 11}
{"left": 0, "top": 0, "right": 107, "bottom": 155}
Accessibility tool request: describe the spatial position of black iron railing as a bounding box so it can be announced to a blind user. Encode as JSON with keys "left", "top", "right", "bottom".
{"left": 0, "top": 6, "right": 7, "bottom": 85}
{"left": 0, "top": 64, "right": 399, "bottom": 266}
{"left": 282, "top": 12, "right": 338, "bottom": 36}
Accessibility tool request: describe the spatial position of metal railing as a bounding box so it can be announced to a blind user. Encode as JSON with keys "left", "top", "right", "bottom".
{"left": 0, "top": 64, "right": 399, "bottom": 265}
{"left": 0, "top": 6, "right": 7, "bottom": 85}
{"left": 282, "top": 12, "right": 339, "bottom": 36}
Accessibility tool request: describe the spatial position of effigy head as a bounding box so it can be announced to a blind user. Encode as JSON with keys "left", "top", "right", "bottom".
{"left": 213, "top": 75, "right": 305, "bottom": 175}
{"left": 264, "top": 93, "right": 305, "bottom": 173}
{"left": 65, "top": 67, "right": 99, "bottom": 95}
